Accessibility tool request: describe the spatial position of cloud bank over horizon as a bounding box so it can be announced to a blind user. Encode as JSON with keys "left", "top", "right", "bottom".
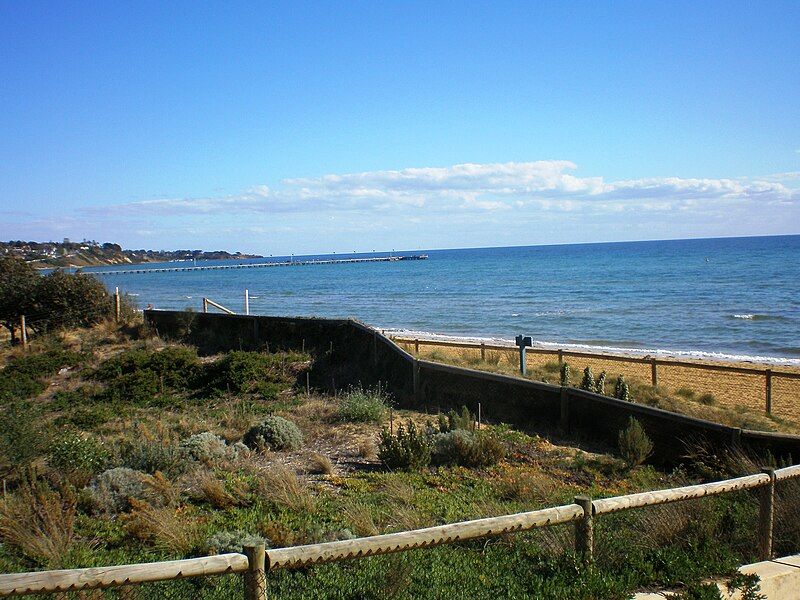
{"left": 4, "top": 161, "right": 799, "bottom": 254}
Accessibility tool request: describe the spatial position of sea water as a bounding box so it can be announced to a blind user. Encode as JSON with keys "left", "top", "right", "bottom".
{"left": 85, "top": 235, "right": 800, "bottom": 364}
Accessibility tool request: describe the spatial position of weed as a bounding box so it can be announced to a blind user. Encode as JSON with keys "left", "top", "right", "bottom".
{"left": 378, "top": 421, "right": 431, "bottom": 470}
{"left": 580, "top": 367, "right": 595, "bottom": 391}
{"left": 0, "top": 480, "right": 76, "bottom": 568}
{"left": 698, "top": 393, "right": 716, "bottom": 406}
{"left": 676, "top": 387, "right": 696, "bottom": 399}
{"left": 338, "top": 386, "right": 390, "bottom": 423}
{"left": 560, "top": 362, "right": 570, "bottom": 387}
{"left": 49, "top": 433, "right": 108, "bottom": 475}
{"left": 125, "top": 498, "right": 202, "bottom": 554}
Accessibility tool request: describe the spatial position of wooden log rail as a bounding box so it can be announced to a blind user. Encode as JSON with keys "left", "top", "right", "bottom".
{"left": 0, "top": 554, "right": 249, "bottom": 597}
{"left": 265, "top": 503, "right": 584, "bottom": 570}
{"left": 1, "top": 465, "right": 800, "bottom": 597}
{"left": 203, "top": 297, "right": 236, "bottom": 315}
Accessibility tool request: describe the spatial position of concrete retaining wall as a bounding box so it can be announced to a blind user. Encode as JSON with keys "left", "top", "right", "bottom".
{"left": 144, "top": 310, "right": 800, "bottom": 467}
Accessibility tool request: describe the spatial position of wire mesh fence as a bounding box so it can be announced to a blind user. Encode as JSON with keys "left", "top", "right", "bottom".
{"left": 396, "top": 339, "right": 800, "bottom": 426}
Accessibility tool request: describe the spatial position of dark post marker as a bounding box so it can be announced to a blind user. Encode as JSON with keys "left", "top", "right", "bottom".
{"left": 516, "top": 335, "right": 532, "bottom": 376}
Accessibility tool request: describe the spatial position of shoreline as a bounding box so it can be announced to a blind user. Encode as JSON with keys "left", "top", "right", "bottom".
{"left": 382, "top": 328, "right": 800, "bottom": 370}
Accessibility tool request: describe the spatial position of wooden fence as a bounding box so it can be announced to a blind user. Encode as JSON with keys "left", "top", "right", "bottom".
{"left": 2, "top": 464, "right": 799, "bottom": 599}
{"left": 392, "top": 336, "right": 800, "bottom": 421}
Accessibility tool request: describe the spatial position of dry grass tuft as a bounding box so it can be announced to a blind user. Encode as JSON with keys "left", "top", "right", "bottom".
{"left": 343, "top": 500, "right": 381, "bottom": 536}
{"left": 493, "top": 471, "right": 556, "bottom": 504}
{"left": 382, "top": 479, "right": 415, "bottom": 505}
{"left": 125, "top": 499, "right": 201, "bottom": 554}
{"left": 0, "top": 480, "right": 77, "bottom": 568}
{"left": 192, "top": 470, "right": 238, "bottom": 509}
{"left": 357, "top": 438, "right": 377, "bottom": 460}
{"left": 308, "top": 452, "right": 335, "bottom": 475}
{"left": 255, "top": 465, "right": 315, "bottom": 513}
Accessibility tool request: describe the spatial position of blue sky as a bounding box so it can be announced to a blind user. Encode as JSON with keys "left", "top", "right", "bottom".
{"left": 1, "top": 1, "right": 799, "bottom": 254}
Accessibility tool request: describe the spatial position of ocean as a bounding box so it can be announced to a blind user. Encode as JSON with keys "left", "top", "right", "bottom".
{"left": 84, "top": 235, "right": 800, "bottom": 365}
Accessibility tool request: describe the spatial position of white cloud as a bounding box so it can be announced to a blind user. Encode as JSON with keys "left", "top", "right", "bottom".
{"left": 80, "top": 161, "right": 800, "bottom": 220}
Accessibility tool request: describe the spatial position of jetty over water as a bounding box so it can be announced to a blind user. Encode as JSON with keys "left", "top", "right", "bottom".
{"left": 90, "top": 254, "right": 428, "bottom": 276}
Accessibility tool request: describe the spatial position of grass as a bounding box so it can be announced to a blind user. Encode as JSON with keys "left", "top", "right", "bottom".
{"left": 0, "top": 321, "right": 791, "bottom": 599}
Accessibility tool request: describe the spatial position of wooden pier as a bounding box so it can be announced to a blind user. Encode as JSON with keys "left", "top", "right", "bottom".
{"left": 90, "top": 254, "right": 428, "bottom": 276}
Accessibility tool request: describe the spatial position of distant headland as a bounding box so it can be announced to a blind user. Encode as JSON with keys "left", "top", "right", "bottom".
{"left": 0, "top": 239, "right": 262, "bottom": 268}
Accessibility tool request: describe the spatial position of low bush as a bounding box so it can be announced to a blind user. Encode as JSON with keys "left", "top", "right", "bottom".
{"left": 119, "top": 440, "right": 190, "bottom": 478}
{"left": 179, "top": 431, "right": 229, "bottom": 463}
{"left": 618, "top": 417, "right": 653, "bottom": 468}
{"left": 205, "top": 530, "right": 270, "bottom": 554}
{"left": 93, "top": 347, "right": 200, "bottom": 391}
{"left": 0, "top": 350, "right": 83, "bottom": 402}
{"left": 208, "top": 351, "right": 294, "bottom": 395}
{"left": 49, "top": 433, "right": 108, "bottom": 475}
{"left": 338, "top": 386, "right": 389, "bottom": 423}
{"left": 0, "top": 401, "right": 49, "bottom": 468}
{"left": 243, "top": 416, "right": 303, "bottom": 451}
{"left": 85, "top": 467, "right": 152, "bottom": 514}
{"left": 378, "top": 421, "right": 431, "bottom": 470}
{"left": 431, "top": 429, "right": 505, "bottom": 467}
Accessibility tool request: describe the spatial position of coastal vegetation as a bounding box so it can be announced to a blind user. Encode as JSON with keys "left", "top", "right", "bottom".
{"left": 0, "top": 313, "right": 795, "bottom": 598}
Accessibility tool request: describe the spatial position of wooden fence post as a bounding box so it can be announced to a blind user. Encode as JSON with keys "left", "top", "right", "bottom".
{"left": 245, "top": 289, "right": 250, "bottom": 316}
{"left": 765, "top": 369, "right": 772, "bottom": 415}
{"left": 114, "top": 287, "right": 121, "bottom": 322}
{"left": 650, "top": 359, "right": 658, "bottom": 387}
{"left": 414, "top": 338, "right": 419, "bottom": 355}
{"left": 480, "top": 342, "right": 485, "bottom": 361}
{"left": 202, "top": 298, "right": 208, "bottom": 313}
{"left": 574, "top": 495, "right": 593, "bottom": 565}
{"left": 557, "top": 349, "right": 563, "bottom": 364}
{"left": 20, "top": 315, "right": 28, "bottom": 350}
{"left": 758, "top": 467, "right": 775, "bottom": 561}
{"left": 243, "top": 544, "right": 267, "bottom": 600}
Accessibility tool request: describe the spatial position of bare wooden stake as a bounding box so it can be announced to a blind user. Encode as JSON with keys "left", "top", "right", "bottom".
{"left": 245, "top": 289, "right": 250, "bottom": 316}
{"left": 306, "top": 372, "right": 310, "bottom": 397}
{"left": 415, "top": 338, "right": 419, "bottom": 355}
{"left": 765, "top": 369, "right": 773, "bottom": 414}
{"left": 557, "top": 349, "right": 564, "bottom": 364}
{"left": 20, "top": 315, "right": 28, "bottom": 351}
{"left": 759, "top": 467, "right": 775, "bottom": 561}
{"left": 477, "top": 402, "right": 481, "bottom": 430}
{"left": 202, "top": 298, "right": 208, "bottom": 313}
{"left": 480, "top": 343, "right": 486, "bottom": 361}
{"left": 650, "top": 358, "right": 658, "bottom": 387}
{"left": 574, "top": 495, "right": 593, "bottom": 565}
{"left": 243, "top": 544, "right": 267, "bottom": 600}
{"left": 302, "top": 338, "right": 305, "bottom": 353}
{"left": 114, "top": 287, "right": 121, "bottom": 322}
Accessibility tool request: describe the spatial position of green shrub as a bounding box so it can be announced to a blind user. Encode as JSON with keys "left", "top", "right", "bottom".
{"left": 119, "top": 441, "right": 190, "bottom": 478}
{"left": 55, "top": 405, "right": 115, "bottom": 429}
{"left": 94, "top": 347, "right": 200, "bottom": 392}
{"left": 205, "top": 530, "right": 270, "bottom": 554}
{"left": 338, "top": 386, "right": 389, "bottom": 423}
{"left": 179, "top": 432, "right": 229, "bottom": 462}
{"left": 615, "top": 376, "right": 630, "bottom": 402}
{"left": 49, "top": 433, "right": 108, "bottom": 474}
{"left": 431, "top": 430, "right": 505, "bottom": 467}
{"left": 618, "top": 417, "right": 653, "bottom": 468}
{"left": 101, "top": 369, "right": 159, "bottom": 405}
{"left": 580, "top": 367, "right": 595, "bottom": 391}
{"left": 0, "top": 401, "right": 49, "bottom": 467}
{"left": 595, "top": 371, "right": 607, "bottom": 394}
{"left": 560, "top": 362, "right": 570, "bottom": 387}
{"left": 86, "top": 467, "right": 151, "bottom": 513}
{"left": 208, "top": 351, "right": 294, "bottom": 395}
{"left": 436, "top": 406, "right": 475, "bottom": 433}
{"left": 27, "top": 270, "right": 111, "bottom": 335}
{"left": 378, "top": 421, "right": 431, "bottom": 470}
{"left": 243, "top": 416, "right": 303, "bottom": 451}
{"left": 0, "top": 350, "right": 83, "bottom": 402}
